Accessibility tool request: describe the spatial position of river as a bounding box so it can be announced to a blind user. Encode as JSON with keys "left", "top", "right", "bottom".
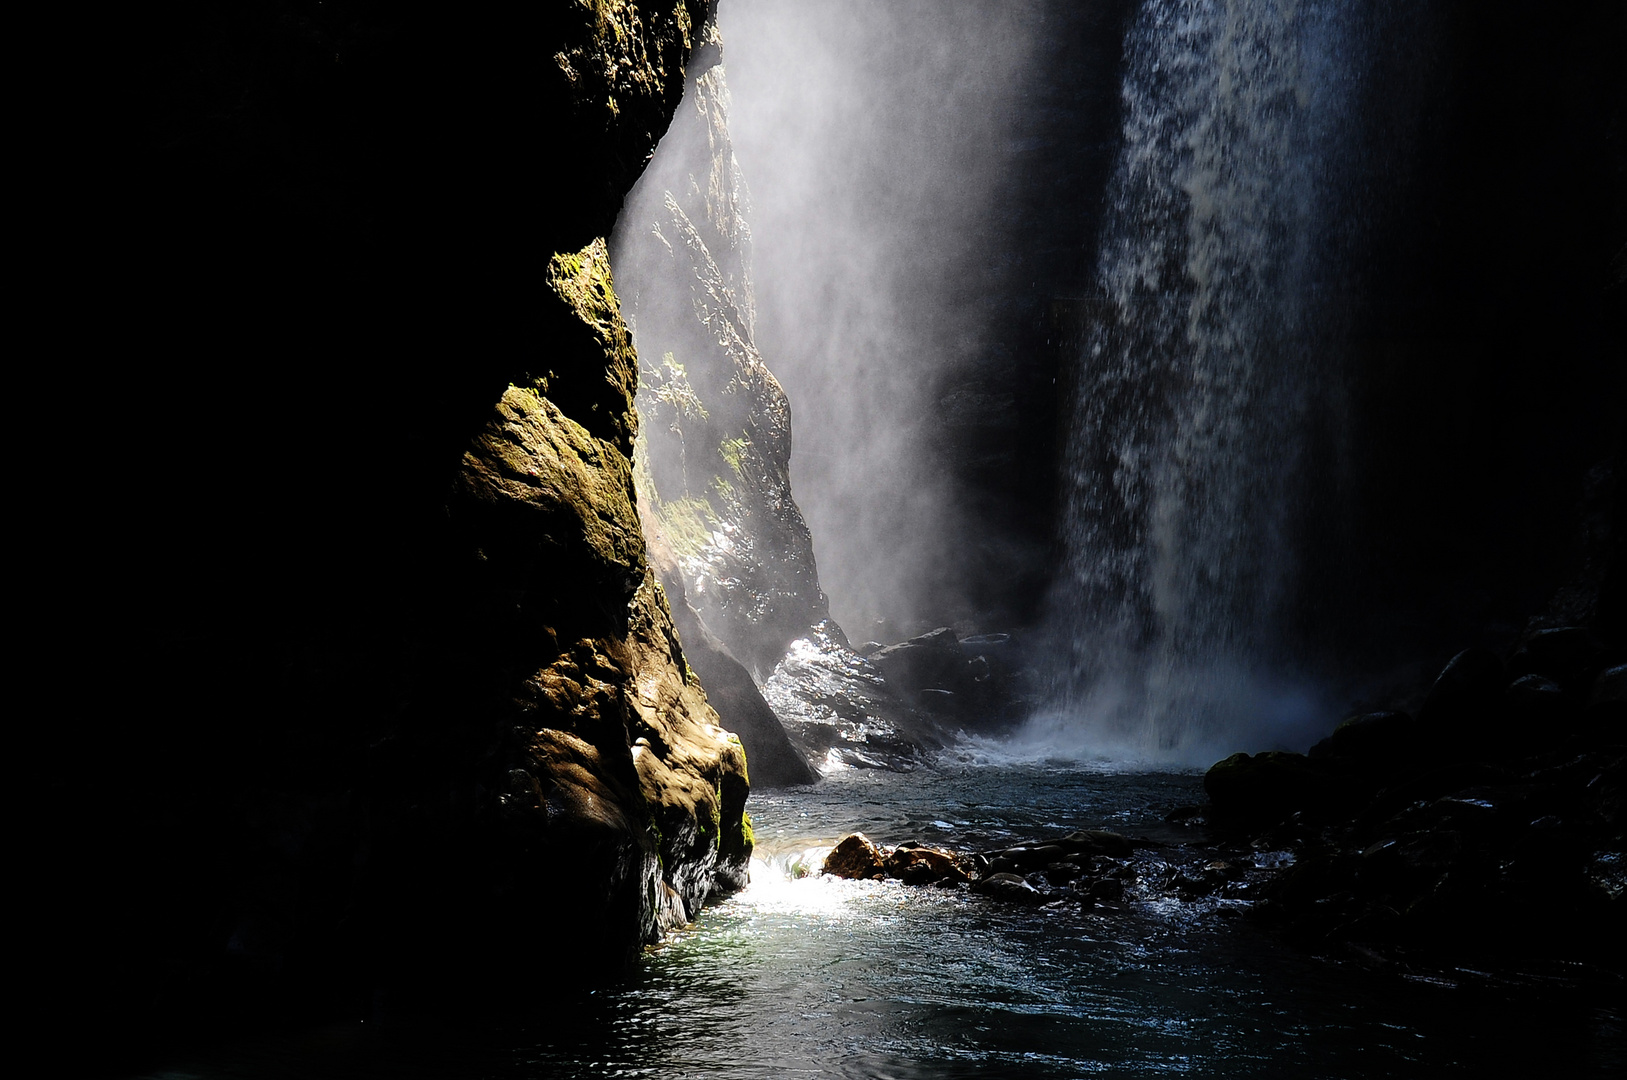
{"left": 134, "top": 755, "right": 1623, "bottom": 1078}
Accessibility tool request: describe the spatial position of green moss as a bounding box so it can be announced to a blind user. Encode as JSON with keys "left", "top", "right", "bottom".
{"left": 524, "top": 239, "right": 637, "bottom": 429}
{"left": 718, "top": 435, "right": 748, "bottom": 477}
{"left": 653, "top": 495, "right": 718, "bottom": 558}
{"left": 740, "top": 810, "right": 755, "bottom": 851}
{"left": 547, "top": 243, "right": 619, "bottom": 325}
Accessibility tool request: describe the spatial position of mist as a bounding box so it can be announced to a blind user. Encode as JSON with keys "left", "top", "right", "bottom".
{"left": 717, "top": 0, "right": 1052, "bottom": 639}
{"left": 618, "top": 0, "right": 1621, "bottom": 763}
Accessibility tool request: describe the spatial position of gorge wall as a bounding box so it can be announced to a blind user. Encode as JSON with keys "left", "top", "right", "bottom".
{"left": 68, "top": 0, "right": 759, "bottom": 1063}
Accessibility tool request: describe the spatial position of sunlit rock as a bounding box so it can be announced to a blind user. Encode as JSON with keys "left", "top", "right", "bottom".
{"left": 822, "top": 833, "right": 887, "bottom": 880}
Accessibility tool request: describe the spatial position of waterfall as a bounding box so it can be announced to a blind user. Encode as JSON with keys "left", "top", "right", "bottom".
{"left": 1044, "top": 0, "right": 1375, "bottom": 761}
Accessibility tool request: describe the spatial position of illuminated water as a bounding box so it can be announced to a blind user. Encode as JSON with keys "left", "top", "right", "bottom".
{"left": 136, "top": 761, "right": 1623, "bottom": 1079}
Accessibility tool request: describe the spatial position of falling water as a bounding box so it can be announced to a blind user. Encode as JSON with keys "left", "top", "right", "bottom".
{"left": 1046, "top": 0, "right": 1373, "bottom": 761}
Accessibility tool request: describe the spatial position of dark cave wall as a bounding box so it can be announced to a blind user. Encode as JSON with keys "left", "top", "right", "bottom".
{"left": 1291, "top": 0, "right": 1626, "bottom": 670}
{"left": 66, "top": 0, "right": 760, "bottom": 1064}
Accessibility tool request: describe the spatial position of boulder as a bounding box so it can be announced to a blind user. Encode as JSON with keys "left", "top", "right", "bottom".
{"left": 822, "top": 833, "right": 888, "bottom": 880}
{"left": 1308, "top": 711, "right": 1416, "bottom": 764}
{"left": 1504, "top": 674, "right": 1574, "bottom": 749}
{"left": 1509, "top": 627, "right": 1614, "bottom": 695}
{"left": 959, "top": 633, "right": 1018, "bottom": 671}
{"left": 1587, "top": 663, "right": 1627, "bottom": 719}
{"left": 1205, "top": 751, "right": 1341, "bottom": 823}
{"left": 1058, "top": 829, "right": 1137, "bottom": 857}
{"left": 1418, "top": 648, "right": 1504, "bottom": 750}
{"left": 869, "top": 627, "right": 971, "bottom": 699}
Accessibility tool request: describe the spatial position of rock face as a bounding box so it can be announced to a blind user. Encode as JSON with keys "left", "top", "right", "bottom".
{"left": 73, "top": 0, "right": 757, "bottom": 1062}
{"left": 615, "top": 23, "right": 830, "bottom": 677}
{"left": 454, "top": 257, "right": 754, "bottom": 936}
{"left": 612, "top": 23, "right": 942, "bottom": 774}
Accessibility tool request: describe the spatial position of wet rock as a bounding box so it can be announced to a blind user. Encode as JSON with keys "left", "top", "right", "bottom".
{"left": 884, "top": 842, "right": 972, "bottom": 886}
{"left": 1058, "top": 829, "right": 1137, "bottom": 857}
{"left": 1308, "top": 711, "right": 1416, "bottom": 765}
{"left": 1082, "top": 877, "right": 1124, "bottom": 904}
{"left": 1205, "top": 751, "right": 1344, "bottom": 824}
{"left": 823, "top": 833, "right": 888, "bottom": 880}
{"left": 1509, "top": 627, "right": 1613, "bottom": 695}
{"left": 959, "top": 632, "right": 1016, "bottom": 664}
{"left": 1589, "top": 663, "right": 1627, "bottom": 711}
{"left": 647, "top": 538, "right": 817, "bottom": 787}
{"left": 1582, "top": 758, "right": 1625, "bottom": 827}
{"left": 972, "top": 873, "right": 1046, "bottom": 904}
{"left": 762, "top": 621, "right": 939, "bottom": 773}
{"left": 1172, "top": 860, "right": 1238, "bottom": 897}
{"left": 1043, "top": 860, "right": 1087, "bottom": 883}
{"left": 1504, "top": 674, "right": 1574, "bottom": 750}
{"left": 869, "top": 627, "right": 972, "bottom": 700}
{"left": 985, "top": 830, "right": 1137, "bottom": 876}
{"left": 1418, "top": 648, "right": 1504, "bottom": 748}
{"left": 1582, "top": 664, "right": 1627, "bottom": 746}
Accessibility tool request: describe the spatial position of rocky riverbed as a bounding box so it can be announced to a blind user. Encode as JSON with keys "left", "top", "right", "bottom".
{"left": 804, "top": 630, "right": 1624, "bottom": 994}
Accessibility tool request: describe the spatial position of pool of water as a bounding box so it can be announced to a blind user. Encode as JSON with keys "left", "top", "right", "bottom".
{"left": 134, "top": 760, "right": 1625, "bottom": 1079}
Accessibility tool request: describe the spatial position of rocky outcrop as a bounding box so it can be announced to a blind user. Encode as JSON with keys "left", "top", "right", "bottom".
{"left": 818, "top": 828, "right": 1191, "bottom": 912}
{"left": 453, "top": 246, "right": 753, "bottom": 936}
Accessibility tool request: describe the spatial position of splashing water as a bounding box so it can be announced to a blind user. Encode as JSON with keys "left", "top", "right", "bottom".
{"left": 1044, "top": 0, "right": 1374, "bottom": 759}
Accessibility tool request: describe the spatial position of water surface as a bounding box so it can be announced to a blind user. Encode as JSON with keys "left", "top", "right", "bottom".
{"left": 139, "top": 762, "right": 1624, "bottom": 1079}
